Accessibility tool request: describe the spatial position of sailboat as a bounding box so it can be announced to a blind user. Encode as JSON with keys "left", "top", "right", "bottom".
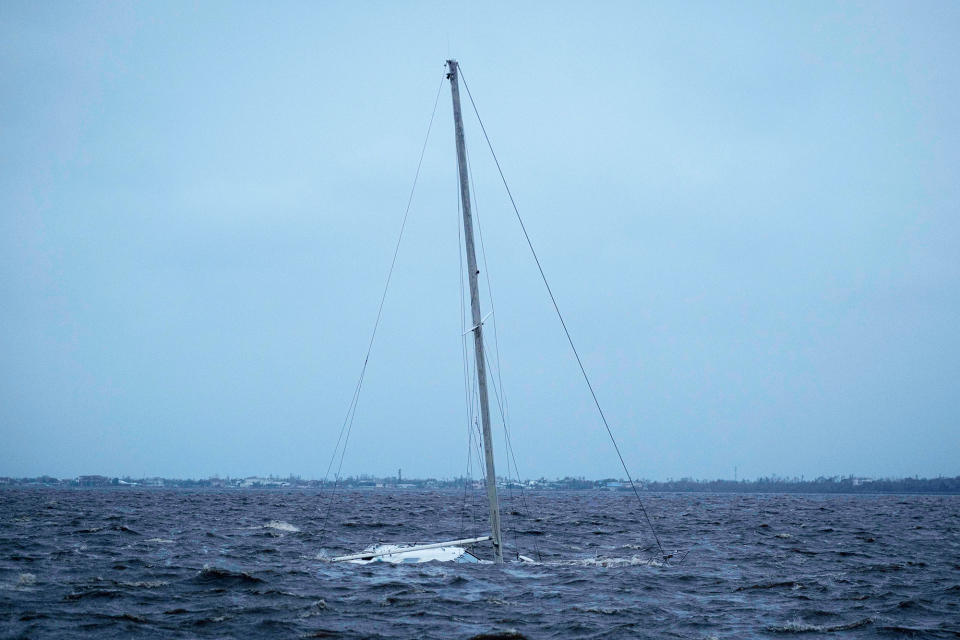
{"left": 329, "top": 60, "right": 505, "bottom": 565}
{"left": 327, "top": 60, "right": 666, "bottom": 565}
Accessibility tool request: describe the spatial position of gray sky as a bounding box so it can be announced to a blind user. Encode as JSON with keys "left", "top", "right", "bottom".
{"left": 2, "top": 1, "right": 958, "bottom": 480}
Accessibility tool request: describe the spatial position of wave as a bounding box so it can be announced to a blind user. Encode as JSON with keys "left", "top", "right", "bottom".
{"left": 265, "top": 520, "right": 300, "bottom": 533}
{"left": 118, "top": 580, "right": 168, "bottom": 589}
{"left": 767, "top": 617, "right": 872, "bottom": 633}
{"left": 64, "top": 588, "right": 124, "bottom": 601}
{"left": 547, "top": 555, "right": 665, "bottom": 568}
{"left": 877, "top": 625, "right": 947, "bottom": 636}
{"left": 72, "top": 524, "right": 140, "bottom": 535}
{"left": 298, "top": 599, "right": 328, "bottom": 619}
{"left": 573, "top": 605, "right": 622, "bottom": 615}
{"left": 737, "top": 581, "right": 803, "bottom": 592}
{"left": 193, "top": 566, "right": 264, "bottom": 585}
{"left": 466, "top": 631, "right": 529, "bottom": 640}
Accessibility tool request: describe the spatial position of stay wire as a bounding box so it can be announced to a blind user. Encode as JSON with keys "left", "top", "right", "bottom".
{"left": 459, "top": 422, "right": 471, "bottom": 539}
{"left": 481, "top": 343, "right": 543, "bottom": 562}
{"left": 318, "top": 73, "right": 446, "bottom": 544}
{"left": 458, "top": 67, "right": 668, "bottom": 562}
{"left": 463, "top": 134, "right": 521, "bottom": 556}
{"left": 455, "top": 116, "right": 494, "bottom": 543}
{"left": 455, "top": 129, "right": 486, "bottom": 497}
{"left": 466, "top": 145, "right": 542, "bottom": 561}
{"left": 457, "top": 146, "right": 473, "bottom": 541}
{"left": 457, "top": 140, "right": 483, "bottom": 541}
{"left": 464, "top": 140, "right": 510, "bottom": 433}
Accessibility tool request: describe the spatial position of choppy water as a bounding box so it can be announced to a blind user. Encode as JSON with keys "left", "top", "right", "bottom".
{"left": 1, "top": 488, "right": 958, "bottom": 638}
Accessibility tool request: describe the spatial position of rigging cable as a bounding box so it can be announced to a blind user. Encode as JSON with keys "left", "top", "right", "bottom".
{"left": 457, "top": 146, "right": 484, "bottom": 542}
{"left": 481, "top": 344, "right": 544, "bottom": 562}
{"left": 465, "top": 141, "right": 543, "bottom": 561}
{"left": 318, "top": 73, "right": 446, "bottom": 544}
{"left": 458, "top": 67, "right": 669, "bottom": 562}
{"left": 463, "top": 137, "right": 521, "bottom": 558}
{"left": 457, "top": 147, "right": 474, "bottom": 542}
{"left": 464, "top": 140, "right": 510, "bottom": 448}
{"left": 456, "top": 128, "right": 488, "bottom": 539}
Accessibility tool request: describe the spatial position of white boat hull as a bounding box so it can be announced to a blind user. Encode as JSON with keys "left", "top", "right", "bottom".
{"left": 345, "top": 543, "right": 483, "bottom": 564}
{"left": 330, "top": 536, "right": 491, "bottom": 564}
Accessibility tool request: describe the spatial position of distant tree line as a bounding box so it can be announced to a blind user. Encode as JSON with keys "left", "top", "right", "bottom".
{"left": 1, "top": 474, "right": 958, "bottom": 493}
{"left": 640, "top": 475, "right": 960, "bottom": 494}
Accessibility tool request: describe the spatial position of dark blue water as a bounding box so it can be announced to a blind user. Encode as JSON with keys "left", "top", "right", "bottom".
{"left": 1, "top": 488, "right": 958, "bottom": 638}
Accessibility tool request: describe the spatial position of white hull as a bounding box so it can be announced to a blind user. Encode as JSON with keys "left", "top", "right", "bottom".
{"left": 331, "top": 536, "right": 490, "bottom": 564}
{"left": 345, "top": 544, "right": 483, "bottom": 564}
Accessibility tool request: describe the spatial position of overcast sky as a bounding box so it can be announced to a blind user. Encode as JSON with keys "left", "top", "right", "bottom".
{"left": 2, "top": 1, "right": 957, "bottom": 480}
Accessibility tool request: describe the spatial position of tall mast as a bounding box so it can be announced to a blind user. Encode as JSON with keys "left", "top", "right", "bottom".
{"left": 447, "top": 59, "right": 503, "bottom": 564}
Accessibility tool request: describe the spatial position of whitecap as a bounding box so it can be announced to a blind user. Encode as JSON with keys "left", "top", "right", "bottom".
{"left": 551, "top": 555, "right": 664, "bottom": 568}
{"left": 120, "top": 580, "right": 168, "bottom": 588}
{"left": 575, "top": 605, "right": 621, "bottom": 614}
{"left": 766, "top": 618, "right": 872, "bottom": 633}
{"left": 265, "top": 520, "right": 300, "bottom": 533}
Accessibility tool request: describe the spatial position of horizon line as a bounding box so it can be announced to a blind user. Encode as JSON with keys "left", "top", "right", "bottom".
{"left": 4, "top": 473, "right": 958, "bottom": 483}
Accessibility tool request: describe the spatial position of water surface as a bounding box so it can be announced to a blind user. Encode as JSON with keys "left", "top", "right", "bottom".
{"left": 1, "top": 489, "right": 958, "bottom": 638}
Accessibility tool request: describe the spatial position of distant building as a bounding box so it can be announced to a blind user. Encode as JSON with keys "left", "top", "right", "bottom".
{"left": 240, "top": 477, "right": 289, "bottom": 487}
{"left": 77, "top": 475, "right": 112, "bottom": 487}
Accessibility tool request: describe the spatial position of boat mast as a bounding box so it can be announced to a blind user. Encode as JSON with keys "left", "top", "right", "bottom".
{"left": 447, "top": 59, "right": 504, "bottom": 564}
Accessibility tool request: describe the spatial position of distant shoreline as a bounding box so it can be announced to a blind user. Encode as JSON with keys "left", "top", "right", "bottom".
{"left": 3, "top": 475, "right": 958, "bottom": 494}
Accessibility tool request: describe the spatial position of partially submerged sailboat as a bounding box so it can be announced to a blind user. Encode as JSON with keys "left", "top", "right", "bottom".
{"left": 330, "top": 60, "right": 507, "bottom": 565}
{"left": 327, "top": 60, "right": 666, "bottom": 565}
